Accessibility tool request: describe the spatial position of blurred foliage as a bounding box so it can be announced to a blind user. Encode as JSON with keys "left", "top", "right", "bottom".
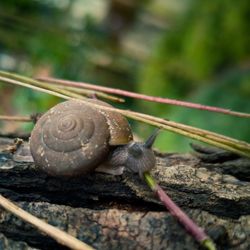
{"left": 0, "top": 0, "right": 249, "bottom": 151}
{"left": 155, "top": 68, "right": 250, "bottom": 152}
{"left": 139, "top": 0, "right": 250, "bottom": 109}
{"left": 138, "top": 0, "right": 250, "bottom": 150}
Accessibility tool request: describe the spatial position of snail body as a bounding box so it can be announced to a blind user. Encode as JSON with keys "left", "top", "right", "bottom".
{"left": 30, "top": 99, "right": 157, "bottom": 177}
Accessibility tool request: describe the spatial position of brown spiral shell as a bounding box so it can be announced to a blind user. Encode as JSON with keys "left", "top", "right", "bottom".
{"left": 30, "top": 99, "right": 133, "bottom": 177}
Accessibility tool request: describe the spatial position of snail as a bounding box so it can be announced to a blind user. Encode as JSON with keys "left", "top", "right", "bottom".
{"left": 29, "top": 99, "right": 158, "bottom": 178}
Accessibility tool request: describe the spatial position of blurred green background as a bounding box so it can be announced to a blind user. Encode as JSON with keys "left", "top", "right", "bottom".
{"left": 0, "top": 0, "right": 249, "bottom": 152}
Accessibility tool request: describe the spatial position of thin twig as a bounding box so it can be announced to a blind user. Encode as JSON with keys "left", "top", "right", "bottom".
{"left": 0, "top": 194, "right": 94, "bottom": 250}
{"left": 143, "top": 172, "right": 216, "bottom": 250}
{"left": 37, "top": 76, "right": 250, "bottom": 118}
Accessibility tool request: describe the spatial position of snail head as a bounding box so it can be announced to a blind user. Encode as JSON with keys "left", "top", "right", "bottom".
{"left": 122, "top": 129, "right": 160, "bottom": 177}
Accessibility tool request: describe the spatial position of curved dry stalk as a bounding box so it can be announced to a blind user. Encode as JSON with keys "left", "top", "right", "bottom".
{"left": 37, "top": 76, "right": 250, "bottom": 118}
{"left": 0, "top": 194, "right": 94, "bottom": 250}
{"left": 0, "top": 71, "right": 249, "bottom": 158}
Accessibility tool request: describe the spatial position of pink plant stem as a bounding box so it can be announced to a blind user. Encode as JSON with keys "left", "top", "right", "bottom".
{"left": 37, "top": 77, "right": 250, "bottom": 118}
{"left": 155, "top": 184, "right": 207, "bottom": 243}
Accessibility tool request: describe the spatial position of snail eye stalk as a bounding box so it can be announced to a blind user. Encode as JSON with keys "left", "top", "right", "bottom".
{"left": 144, "top": 129, "right": 160, "bottom": 149}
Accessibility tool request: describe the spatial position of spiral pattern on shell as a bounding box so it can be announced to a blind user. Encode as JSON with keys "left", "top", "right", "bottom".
{"left": 30, "top": 100, "right": 111, "bottom": 177}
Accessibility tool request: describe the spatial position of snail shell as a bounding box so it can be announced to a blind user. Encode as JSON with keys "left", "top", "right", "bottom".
{"left": 30, "top": 99, "right": 133, "bottom": 177}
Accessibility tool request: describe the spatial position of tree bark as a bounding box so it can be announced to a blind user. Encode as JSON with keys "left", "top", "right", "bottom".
{"left": 0, "top": 137, "right": 249, "bottom": 250}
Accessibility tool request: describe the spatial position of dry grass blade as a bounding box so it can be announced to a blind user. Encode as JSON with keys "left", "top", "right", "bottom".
{"left": 0, "top": 194, "right": 94, "bottom": 250}
{"left": 0, "top": 115, "right": 32, "bottom": 122}
{"left": 0, "top": 71, "right": 88, "bottom": 101}
{"left": 55, "top": 85, "right": 124, "bottom": 102}
{"left": 0, "top": 75, "right": 71, "bottom": 100}
{"left": 0, "top": 71, "right": 123, "bottom": 103}
{"left": 0, "top": 71, "right": 249, "bottom": 158}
